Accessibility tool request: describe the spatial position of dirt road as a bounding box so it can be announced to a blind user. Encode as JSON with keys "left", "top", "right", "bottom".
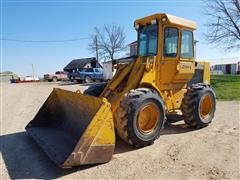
{"left": 0, "top": 82, "right": 239, "bottom": 179}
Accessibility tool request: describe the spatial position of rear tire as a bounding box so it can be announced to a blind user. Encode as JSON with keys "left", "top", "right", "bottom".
{"left": 85, "top": 76, "right": 92, "bottom": 83}
{"left": 52, "top": 77, "right": 58, "bottom": 82}
{"left": 115, "top": 88, "right": 166, "bottom": 147}
{"left": 181, "top": 83, "right": 216, "bottom": 128}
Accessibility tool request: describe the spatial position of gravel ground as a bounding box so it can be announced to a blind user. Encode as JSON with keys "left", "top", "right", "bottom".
{"left": 0, "top": 82, "right": 239, "bottom": 179}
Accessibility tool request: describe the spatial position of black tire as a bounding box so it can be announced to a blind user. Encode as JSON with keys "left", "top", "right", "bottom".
{"left": 69, "top": 76, "right": 74, "bottom": 82}
{"left": 85, "top": 76, "right": 92, "bottom": 83}
{"left": 77, "top": 79, "right": 83, "bottom": 83}
{"left": 52, "top": 77, "right": 58, "bottom": 82}
{"left": 181, "top": 83, "right": 216, "bottom": 128}
{"left": 115, "top": 88, "right": 166, "bottom": 147}
{"left": 83, "top": 83, "right": 107, "bottom": 97}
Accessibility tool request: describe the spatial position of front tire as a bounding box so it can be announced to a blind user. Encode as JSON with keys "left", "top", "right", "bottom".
{"left": 115, "top": 88, "right": 166, "bottom": 147}
{"left": 181, "top": 83, "right": 216, "bottom": 128}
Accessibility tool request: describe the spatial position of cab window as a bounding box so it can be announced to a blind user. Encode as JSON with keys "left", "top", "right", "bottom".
{"left": 138, "top": 24, "right": 158, "bottom": 56}
{"left": 164, "top": 28, "right": 178, "bottom": 57}
{"left": 181, "top": 30, "right": 193, "bottom": 58}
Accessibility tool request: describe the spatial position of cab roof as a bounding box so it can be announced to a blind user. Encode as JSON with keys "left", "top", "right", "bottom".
{"left": 134, "top": 13, "right": 197, "bottom": 30}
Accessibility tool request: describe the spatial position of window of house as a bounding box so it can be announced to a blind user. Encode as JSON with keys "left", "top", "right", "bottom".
{"left": 181, "top": 30, "right": 194, "bottom": 58}
{"left": 164, "top": 28, "right": 179, "bottom": 57}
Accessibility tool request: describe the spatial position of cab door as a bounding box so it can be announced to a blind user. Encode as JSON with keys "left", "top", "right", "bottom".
{"left": 174, "top": 29, "right": 195, "bottom": 82}
{"left": 157, "top": 27, "right": 180, "bottom": 87}
{"left": 157, "top": 27, "right": 195, "bottom": 88}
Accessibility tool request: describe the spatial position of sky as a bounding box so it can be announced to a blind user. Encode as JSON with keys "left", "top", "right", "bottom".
{"left": 1, "top": 0, "right": 240, "bottom": 76}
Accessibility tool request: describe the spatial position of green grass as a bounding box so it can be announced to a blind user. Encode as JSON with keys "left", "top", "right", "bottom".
{"left": 211, "top": 75, "right": 240, "bottom": 100}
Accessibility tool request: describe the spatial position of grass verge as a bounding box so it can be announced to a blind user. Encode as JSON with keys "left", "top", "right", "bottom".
{"left": 211, "top": 75, "right": 240, "bottom": 100}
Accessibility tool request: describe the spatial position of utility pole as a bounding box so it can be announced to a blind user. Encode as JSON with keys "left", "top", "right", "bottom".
{"left": 32, "top": 64, "right": 35, "bottom": 80}
{"left": 95, "top": 36, "right": 99, "bottom": 62}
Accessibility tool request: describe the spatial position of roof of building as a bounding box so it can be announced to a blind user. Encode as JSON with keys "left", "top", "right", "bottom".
{"left": 128, "top": 41, "right": 137, "bottom": 46}
{"left": 64, "top": 57, "right": 102, "bottom": 71}
{"left": 207, "top": 57, "right": 240, "bottom": 66}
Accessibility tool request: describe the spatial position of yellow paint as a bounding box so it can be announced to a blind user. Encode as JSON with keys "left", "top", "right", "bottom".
{"left": 198, "top": 61, "right": 211, "bottom": 84}
{"left": 137, "top": 102, "right": 160, "bottom": 134}
{"left": 199, "top": 94, "right": 213, "bottom": 119}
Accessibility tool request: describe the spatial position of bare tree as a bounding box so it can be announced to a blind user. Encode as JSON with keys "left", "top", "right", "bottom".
{"left": 204, "top": 0, "right": 240, "bottom": 50}
{"left": 89, "top": 24, "right": 126, "bottom": 63}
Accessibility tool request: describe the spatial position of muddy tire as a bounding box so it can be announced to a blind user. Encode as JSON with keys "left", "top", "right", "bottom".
{"left": 83, "top": 83, "right": 107, "bottom": 97}
{"left": 115, "top": 88, "right": 166, "bottom": 147}
{"left": 181, "top": 83, "right": 216, "bottom": 128}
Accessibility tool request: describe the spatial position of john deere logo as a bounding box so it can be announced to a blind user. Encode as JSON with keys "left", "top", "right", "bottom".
{"left": 181, "top": 64, "right": 191, "bottom": 69}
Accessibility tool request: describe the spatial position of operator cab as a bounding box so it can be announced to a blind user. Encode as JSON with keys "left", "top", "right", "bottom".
{"left": 134, "top": 13, "right": 197, "bottom": 60}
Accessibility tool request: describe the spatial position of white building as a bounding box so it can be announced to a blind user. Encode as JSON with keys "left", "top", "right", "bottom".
{"left": 210, "top": 57, "right": 240, "bottom": 74}
{"left": 102, "top": 57, "right": 135, "bottom": 80}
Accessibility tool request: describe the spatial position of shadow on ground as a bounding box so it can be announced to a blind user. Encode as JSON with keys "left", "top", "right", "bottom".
{"left": 0, "top": 132, "right": 91, "bottom": 179}
{"left": 0, "top": 132, "right": 137, "bottom": 179}
{"left": 0, "top": 117, "right": 195, "bottom": 179}
{"left": 162, "top": 114, "right": 196, "bottom": 135}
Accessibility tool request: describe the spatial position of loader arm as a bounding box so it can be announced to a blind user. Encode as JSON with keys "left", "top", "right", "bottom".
{"left": 100, "top": 57, "right": 146, "bottom": 113}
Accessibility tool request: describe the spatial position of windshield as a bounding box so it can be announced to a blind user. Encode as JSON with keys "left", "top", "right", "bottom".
{"left": 138, "top": 24, "right": 158, "bottom": 56}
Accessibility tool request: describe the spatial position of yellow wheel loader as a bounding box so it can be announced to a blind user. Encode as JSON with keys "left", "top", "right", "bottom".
{"left": 26, "top": 13, "right": 216, "bottom": 168}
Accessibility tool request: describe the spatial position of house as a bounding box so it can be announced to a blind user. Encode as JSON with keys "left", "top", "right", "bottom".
{"left": 210, "top": 57, "right": 240, "bottom": 74}
{"left": 129, "top": 41, "right": 138, "bottom": 56}
{"left": 63, "top": 57, "right": 102, "bottom": 73}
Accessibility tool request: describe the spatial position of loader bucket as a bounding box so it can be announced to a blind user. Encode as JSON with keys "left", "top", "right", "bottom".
{"left": 25, "top": 88, "right": 115, "bottom": 168}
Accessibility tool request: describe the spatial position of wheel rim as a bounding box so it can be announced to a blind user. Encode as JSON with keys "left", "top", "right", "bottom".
{"left": 137, "top": 102, "right": 160, "bottom": 135}
{"left": 86, "top": 77, "right": 92, "bottom": 83}
{"left": 199, "top": 94, "right": 213, "bottom": 119}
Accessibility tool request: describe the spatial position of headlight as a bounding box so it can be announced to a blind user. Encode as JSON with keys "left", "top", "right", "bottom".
{"left": 151, "top": 19, "right": 157, "bottom": 25}
{"left": 134, "top": 24, "right": 139, "bottom": 30}
{"left": 161, "top": 17, "right": 167, "bottom": 23}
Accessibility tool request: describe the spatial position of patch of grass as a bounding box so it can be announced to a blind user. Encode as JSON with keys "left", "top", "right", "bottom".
{"left": 211, "top": 75, "right": 240, "bottom": 100}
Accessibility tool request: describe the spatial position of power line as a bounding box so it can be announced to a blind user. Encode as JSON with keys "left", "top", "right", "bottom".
{"left": 0, "top": 37, "right": 90, "bottom": 43}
